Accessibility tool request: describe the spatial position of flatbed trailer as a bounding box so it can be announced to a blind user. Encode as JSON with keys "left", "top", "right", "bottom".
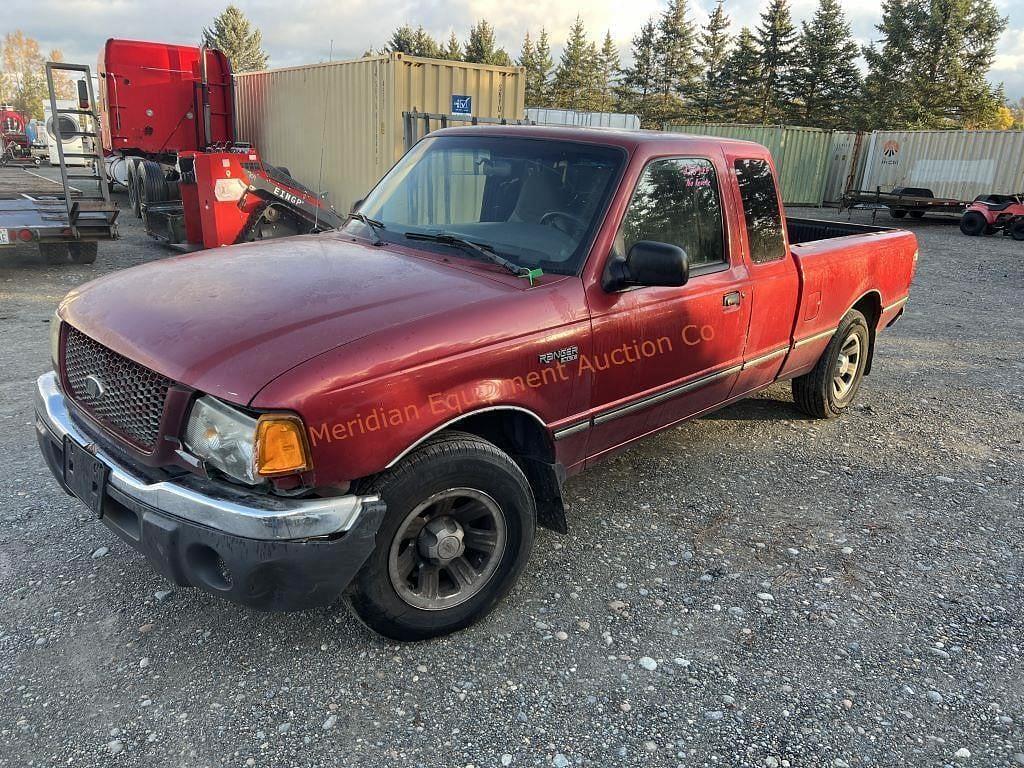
{"left": 840, "top": 187, "right": 967, "bottom": 221}
{"left": 0, "top": 167, "right": 117, "bottom": 263}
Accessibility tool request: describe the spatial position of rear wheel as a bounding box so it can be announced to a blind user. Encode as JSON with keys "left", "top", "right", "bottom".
{"left": 348, "top": 432, "right": 536, "bottom": 640}
{"left": 960, "top": 210, "right": 988, "bottom": 236}
{"left": 1011, "top": 219, "right": 1024, "bottom": 242}
{"left": 793, "top": 310, "right": 870, "bottom": 419}
{"left": 889, "top": 209, "right": 907, "bottom": 219}
{"left": 909, "top": 211, "right": 925, "bottom": 219}
{"left": 138, "top": 160, "right": 168, "bottom": 207}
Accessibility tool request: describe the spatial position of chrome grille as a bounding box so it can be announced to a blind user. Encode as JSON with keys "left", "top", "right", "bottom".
{"left": 63, "top": 326, "right": 172, "bottom": 450}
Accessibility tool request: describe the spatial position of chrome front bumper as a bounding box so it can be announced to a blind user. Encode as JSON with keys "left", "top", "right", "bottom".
{"left": 34, "top": 371, "right": 377, "bottom": 541}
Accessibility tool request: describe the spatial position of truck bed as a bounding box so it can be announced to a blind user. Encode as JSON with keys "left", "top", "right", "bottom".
{"left": 786, "top": 217, "right": 889, "bottom": 245}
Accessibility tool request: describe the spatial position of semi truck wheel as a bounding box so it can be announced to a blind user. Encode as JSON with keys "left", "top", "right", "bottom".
{"left": 959, "top": 211, "right": 987, "bottom": 236}
{"left": 348, "top": 431, "right": 536, "bottom": 640}
{"left": 126, "top": 159, "right": 142, "bottom": 218}
{"left": 792, "top": 310, "right": 870, "bottom": 420}
{"left": 139, "top": 160, "right": 168, "bottom": 207}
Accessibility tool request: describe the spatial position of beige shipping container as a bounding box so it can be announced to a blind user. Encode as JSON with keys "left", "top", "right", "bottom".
{"left": 859, "top": 130, "right": 1024, "bottom": 201}
{"left": 234, "top": 53, "right": 526, "bottom": 212}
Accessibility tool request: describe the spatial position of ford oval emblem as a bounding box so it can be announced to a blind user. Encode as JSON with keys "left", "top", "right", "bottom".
{"left": 83, "top": 374, "right": 106, "bottom": 399}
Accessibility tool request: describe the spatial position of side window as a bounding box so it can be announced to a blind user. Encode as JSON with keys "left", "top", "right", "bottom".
{"left": 619, "top": 158, "right": 726, "bottom": 269}
{"left": 734, "top": 158, "right": 786, "bottom": 263}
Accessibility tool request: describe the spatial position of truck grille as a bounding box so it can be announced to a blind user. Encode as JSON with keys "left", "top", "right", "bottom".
{"left": 63, "top": 326, "right": 172, "bottom": 451}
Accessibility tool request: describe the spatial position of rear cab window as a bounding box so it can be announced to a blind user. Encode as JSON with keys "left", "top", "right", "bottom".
{"left": 734, "top": 158, "right": 787, "bottom": 264}
{"left": 617, "top": 157, "right": 727, "bottom": 274}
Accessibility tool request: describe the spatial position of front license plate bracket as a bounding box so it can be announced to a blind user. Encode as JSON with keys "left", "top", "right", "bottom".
{"left": 63, "top": 438, "right": 108, "bottom": 517}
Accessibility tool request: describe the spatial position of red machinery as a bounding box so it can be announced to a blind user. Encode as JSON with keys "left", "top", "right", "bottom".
{"left": 959, "top": 194, "right": 1024, "bottom": 240}
{"left": 0, "top": 105, "right": 36, "bottom": 166}
{"left": 95, "top": 38, "right": 341, "bottom": 248}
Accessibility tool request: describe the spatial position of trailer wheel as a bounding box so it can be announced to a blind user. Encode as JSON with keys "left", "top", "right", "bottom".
{"left": 959, "top": 211, "right": 988, "bottom": 236}
{"left": 39, "top": 243, "right": 70, "bottom": 264}
{"left": 909, "top": 211, "right": 925, "bottom": 219}
{"left": 889, "top": 209, "right": 907, "bottom": 219}
{"left": 68, "top": 241, "right": 98, "bottom": 264}
{"left": 1010, "top": 219, "right": 1024, "bottom": 242}
{"left": 139, "top": 160, "right": 168, "bottom": 207}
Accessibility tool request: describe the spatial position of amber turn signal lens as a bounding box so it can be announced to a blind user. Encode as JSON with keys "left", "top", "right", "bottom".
{"left": 256, "top": 416, "right": 312, "bottom": 477}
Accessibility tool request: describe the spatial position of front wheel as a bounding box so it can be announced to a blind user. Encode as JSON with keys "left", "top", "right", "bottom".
{"left": 793, "top": 310, "right": 870, "bottom": 419}
{"left": 347, "top": 432, "right": 536, "bottom": 640}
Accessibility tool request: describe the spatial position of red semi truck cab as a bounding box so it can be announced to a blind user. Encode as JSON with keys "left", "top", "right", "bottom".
{"left": 98, "top": 38, "right": 233, "bottom": 158}
{"left": 35, "top": 127, "right": 918, "bottom": 640}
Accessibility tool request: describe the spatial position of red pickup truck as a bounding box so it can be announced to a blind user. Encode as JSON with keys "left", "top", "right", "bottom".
{"left": 35, "top": 127, "right": 917, "bottom": 639}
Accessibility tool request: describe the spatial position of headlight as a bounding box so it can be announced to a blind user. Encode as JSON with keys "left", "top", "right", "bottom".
{"left": 183, "top": 396, "right": 311, "bottom": 485}
{"left": 50, "top": 312, "right": 62, "bottom": 369}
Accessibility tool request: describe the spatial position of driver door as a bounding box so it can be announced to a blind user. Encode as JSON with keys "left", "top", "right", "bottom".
{"left": 583, "top": 153, "right": 751, "bottom": 462}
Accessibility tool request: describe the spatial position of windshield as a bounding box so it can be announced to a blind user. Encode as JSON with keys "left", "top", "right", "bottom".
{"left": 348, "top": 135, "right": 625, "bottom": 275}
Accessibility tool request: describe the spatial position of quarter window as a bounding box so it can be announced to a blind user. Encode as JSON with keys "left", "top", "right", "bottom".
{"left": 619, "top": 158, "right": 726, "bottom": 269}
{"left": 734, "top": 158, "right": 786, "bottom": 263}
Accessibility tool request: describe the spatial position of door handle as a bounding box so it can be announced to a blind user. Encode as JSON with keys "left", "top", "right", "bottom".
{"left": 723, "top": 291, "right": 742, "bottom": 307}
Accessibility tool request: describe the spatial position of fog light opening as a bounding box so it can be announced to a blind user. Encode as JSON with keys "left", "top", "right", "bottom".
{"left": 188, "top": 544, "right": 233, "bottom": 590}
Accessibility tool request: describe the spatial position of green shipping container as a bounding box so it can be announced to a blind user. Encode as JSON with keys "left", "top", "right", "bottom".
{"left": 664, "top": 123, "right": 833, "bottom": 206}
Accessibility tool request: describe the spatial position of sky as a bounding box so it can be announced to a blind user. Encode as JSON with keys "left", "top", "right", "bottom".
{"left": 3, "top": 0, "right": 1022, "bottom": 100}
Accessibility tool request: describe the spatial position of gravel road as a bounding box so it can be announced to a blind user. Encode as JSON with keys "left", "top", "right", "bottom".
{"left": 1, "top": 185, "right": 1021, "bottom": 767}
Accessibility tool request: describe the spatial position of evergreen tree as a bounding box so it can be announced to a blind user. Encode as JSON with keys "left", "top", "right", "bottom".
{"left": 387, "top": 25, "right": 441, "bottom": 58}
{"left": 719, "top": 27, "right": 762, "bottom": 122}
{"left": 862, "top": 0, "right": 923, "bottom": 128}
{"left": 201, "top": 5, "right": 268, "bottom": 72}
{"left": 695, "top": 0, "right": 732, "bottom": 122}
{"left": 550, "top": 16, "right": 603, "bottom": 111}
{"left": 464, "top": 20, "right": 512, "bottom": 66}
{"left": 617, "top": 20, "right": 660, "bottom": 124}
{"left": 440, "top": 32, "right": 462, "bottom": 61}
{"left": 597, "top": 31, "right": 620, "bottom": 112}
{"left": 914, "top": 0, "right": 1007, "bottom": 127}
{"left": 753, "top": 0, "right": 798, "bottom": 123}
{"left": 653, "top": 0, "right": 700, "bottom": 109}
{"left": 790, "top": 0, "right": 862, "bottom": 128}
{"left": 533, "top": 29, "right": 554, "bottom": 106}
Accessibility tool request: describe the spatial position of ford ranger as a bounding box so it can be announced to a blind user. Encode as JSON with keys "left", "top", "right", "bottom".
{"left": 35, "top": 127, "right": 918, "bottom": 639}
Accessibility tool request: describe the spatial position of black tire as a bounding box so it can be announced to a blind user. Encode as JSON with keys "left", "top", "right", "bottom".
{"left": 139, "top": 160, "right": 167, "bottom": 207}
{"left": 348, "top": 431, "right": 536, "bottom": 641}
{"left": 889, "top": 209, "right": 907, "bottom": 219}
{"left": 39, "top": 243, "right": 70, "bottom": 264}
{"left": 909, "top": 211, "right": 925, "bottom": 219}
{"left": 68, "top": 241, "right": 98, "bottom": 264}
{"left": 960, "top": 210, "right": 988, "bottom": 236}
{"left": 126, "top": 158, "right": 142, "bottom": 218}
{"left": 792, "top": 310, "right": 870, "bottom": 419}
{"left": 1011, "top": 219, "right": 1024, "bottom": 242}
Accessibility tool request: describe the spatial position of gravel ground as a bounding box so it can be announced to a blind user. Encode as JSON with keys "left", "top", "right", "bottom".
{"left": 1, "top": 179, "right": 1021, "bottom": 767}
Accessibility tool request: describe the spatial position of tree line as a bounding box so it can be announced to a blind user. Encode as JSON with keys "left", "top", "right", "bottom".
{"left": 381, "top": 0, "right": 1012, "bottom": 131}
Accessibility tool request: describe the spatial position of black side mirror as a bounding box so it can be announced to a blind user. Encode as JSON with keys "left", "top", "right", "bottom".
{"left": 603, "top": 241, "right": 689, "bottom": 291}
{"left": 351, "top": 198, "right": 364, "bottom": 213}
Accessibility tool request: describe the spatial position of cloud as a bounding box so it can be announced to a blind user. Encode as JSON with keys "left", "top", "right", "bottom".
{"left": 2, "top": 0, "right": 1020, "bottom": 97}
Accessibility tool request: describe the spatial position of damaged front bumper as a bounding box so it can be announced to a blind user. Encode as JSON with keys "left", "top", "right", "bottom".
{"left": 34, "top": 371, "right": 385, "bottom": 611}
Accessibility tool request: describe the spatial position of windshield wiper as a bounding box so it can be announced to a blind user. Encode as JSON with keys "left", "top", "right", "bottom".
{"left": 346, "top": 212, "right": 385, "bottom": 245}
{"left": 404, "top": 231, "right": 526, "bottom": 277}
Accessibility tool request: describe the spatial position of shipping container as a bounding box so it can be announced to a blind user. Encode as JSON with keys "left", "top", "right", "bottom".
{"left": 665, "top": 123, "right": 832, "bottom": 206}
{"left": 858, "top": 130, "right": 1024, "bottom": 202}
{"left": 234, "top": 53, "right": 526, "bottom": 212}
{"left": 526, "top": 108, "right": 641, "bottom": 130}
{"left": 823, "top": 131, "right": 861, "bottom": 204}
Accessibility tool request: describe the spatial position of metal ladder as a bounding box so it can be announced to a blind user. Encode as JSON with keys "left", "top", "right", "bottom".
{"left": 45, "top": 61, "right": 116, "bottom": 237}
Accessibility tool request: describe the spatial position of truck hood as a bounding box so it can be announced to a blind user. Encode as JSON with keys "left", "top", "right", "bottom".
{"left": 61, "top": 234, "right": 520, "bottom": 404}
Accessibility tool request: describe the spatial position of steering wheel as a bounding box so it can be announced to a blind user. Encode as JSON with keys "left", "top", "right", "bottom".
{"left": 540, "top": 210, "right": 586, "bottom": 239}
